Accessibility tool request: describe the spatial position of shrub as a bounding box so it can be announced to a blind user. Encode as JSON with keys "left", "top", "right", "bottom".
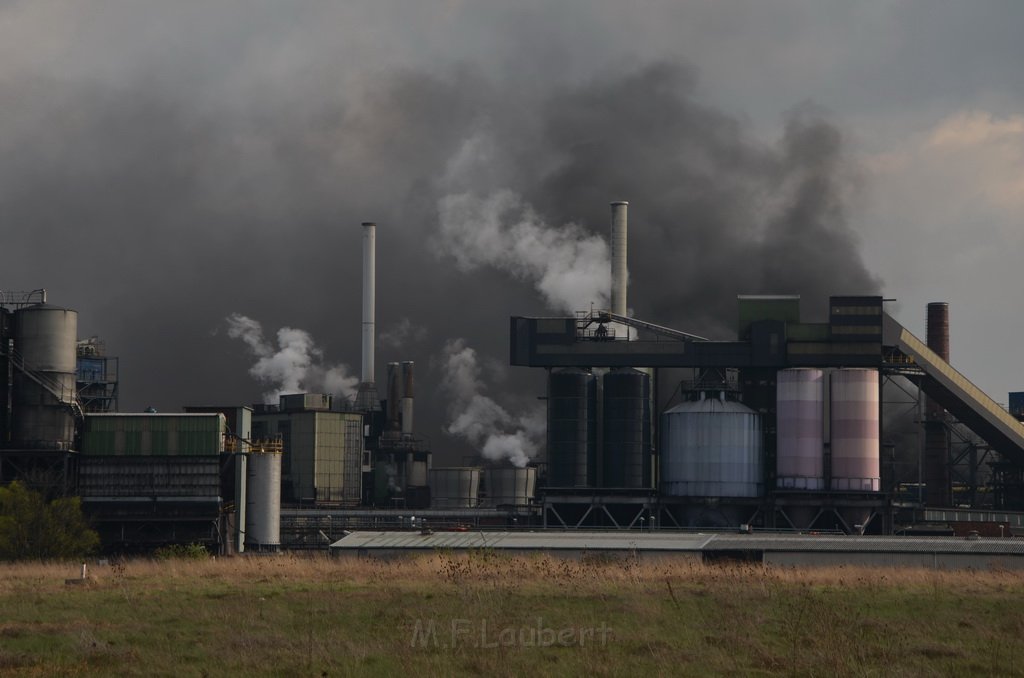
{"left": 153, "top": 542, "right": 210, "bottom": 560}
{"left": 0, "top": 481, "right": 100, "bottom": 561}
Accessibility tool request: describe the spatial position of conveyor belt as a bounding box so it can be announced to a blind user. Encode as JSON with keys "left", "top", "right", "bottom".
{"left": 883, "top": 313, "right": 1024, "bottom": 465}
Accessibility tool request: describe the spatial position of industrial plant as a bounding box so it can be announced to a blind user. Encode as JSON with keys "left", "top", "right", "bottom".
{"left": 3, "top": 204, "right": 1024, "bottom": 558}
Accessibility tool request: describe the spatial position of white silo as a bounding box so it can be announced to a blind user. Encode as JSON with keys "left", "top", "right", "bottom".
{"left": 830, "top": 368, "right": 880, "bottom": 492}
{"left": 776, "top": 368, "right": 825, "bottom": 490}
{"left": 245, "top": 442, "right": 283, "bottom": 551}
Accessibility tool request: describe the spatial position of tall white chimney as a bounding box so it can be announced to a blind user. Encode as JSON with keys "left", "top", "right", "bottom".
{"left": 355, "top": 222, "right": 380, "bottom": 411}
{"left": 362, "top": 222, "right": 376, "bottom": 383}
{"left": 610, "top": 199, "right": 626, "bottom": 342}
{"left": 610, "top": 202, "right": 628, "bottom": 317}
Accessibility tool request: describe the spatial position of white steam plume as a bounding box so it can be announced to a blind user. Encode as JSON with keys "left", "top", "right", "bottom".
{"left": 440, "top": 338, "right": 542, "bottom": 468}
{"left": 225, "top": 313, "right": 359, "bottom": 404}
{"left": 436, "top": 189, "right": 610, "bottom": 314}
{"left": 379, "top": 317, "right": 428, "bottom": 349}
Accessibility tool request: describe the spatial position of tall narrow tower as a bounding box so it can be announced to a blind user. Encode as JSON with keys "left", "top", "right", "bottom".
{"left": 924, "top": 302, "right": 950, "bottom": 507}
{"left": 610, "top": 202, "right": 628, "bottom": 320}
{"left": 354, "top": 222, "right": 380, "bottom": 411}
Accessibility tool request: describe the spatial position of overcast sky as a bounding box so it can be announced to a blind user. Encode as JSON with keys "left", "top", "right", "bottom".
{"left": 2, "top": 2, "right": 1022, "bottom": 459}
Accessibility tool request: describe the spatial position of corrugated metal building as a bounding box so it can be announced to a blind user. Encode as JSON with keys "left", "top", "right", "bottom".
{"left": 78, "top": 413, "right": 229, "bottom": 550}
{"left": 331, "top": 530, "right": 1024, "bottom": 569}
{"left": 252, "top": 399, "right": 363, "bottom": 507}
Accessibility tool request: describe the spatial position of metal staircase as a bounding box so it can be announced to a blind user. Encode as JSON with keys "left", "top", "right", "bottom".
{"left": 0, "top": 344, "right": 84, "bottom": 420}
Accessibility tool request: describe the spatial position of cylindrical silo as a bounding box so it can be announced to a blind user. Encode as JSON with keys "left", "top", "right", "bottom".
{"left": 602, "top": 368, "right": 651, "bottom": 488}
{"left": 12, "top": 304, "right": 78, "bottom": 450}
{"left": 246, "top": 444, "right": 282, "bottom": 551}
{"left": 547, "top": 368, "right": 597, "bottom": 487}
{"left": 407, "top": 459, "right": 428, "bottom": 487}
{"left": 776, "top": 368, "right": 825, "bottom": 490}
{"left": 429, "top": 467, "right": 480, "bottom": 508}
{"left": 830, "top": 368, "right": 880, "bottom": 492}
{"left": 660, "top": 393, "right": 763, "bottom": 497}
{"left": 484, "top": 467, "right": 537, "bottom": 507}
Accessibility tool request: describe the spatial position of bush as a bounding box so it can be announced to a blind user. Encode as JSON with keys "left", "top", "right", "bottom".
{"left": 153, "top": 542, "right": 210, "bottom": 560}
{"left": 0, "top": 481, "right": 100, "bottom": 561}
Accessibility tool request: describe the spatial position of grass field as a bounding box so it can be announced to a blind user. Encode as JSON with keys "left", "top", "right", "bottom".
{"left": 1, "top": 551, "right": 1023, "bottom": 677}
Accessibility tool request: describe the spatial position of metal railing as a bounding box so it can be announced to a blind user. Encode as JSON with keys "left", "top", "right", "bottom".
{"left": 0, "top": 289, "right": 46, "bottom": 308}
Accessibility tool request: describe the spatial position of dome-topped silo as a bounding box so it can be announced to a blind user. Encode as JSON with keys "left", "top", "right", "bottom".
{"left": 661, "top": 392, "right": 763, "bottom": 498}
{"left": 11, "top": 303, "right": 78, "bottom": 449}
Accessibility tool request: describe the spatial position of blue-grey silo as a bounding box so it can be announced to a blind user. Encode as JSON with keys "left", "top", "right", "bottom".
{"left": 546, "top": 368, "right": 597, "bottom": 487}
{"left": 660, "top": 393, "right": 763, "bottom": 498}
{"left": 601, "top": 367, "right": 651, "bottom": 488}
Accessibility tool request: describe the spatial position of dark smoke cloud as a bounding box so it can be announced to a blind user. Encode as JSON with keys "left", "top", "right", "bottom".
{"left": 1, "top": 51, "right": 878, "bottom": 462}
{"left": 527, "top": 65, "right": 880, "bottom": 332}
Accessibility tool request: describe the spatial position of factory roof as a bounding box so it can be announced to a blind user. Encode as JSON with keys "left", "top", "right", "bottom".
{"left": 330, "top": 530, "right": 1024, "bottom": 556}
{"left": 332, "top": 530, "right": 712, "bottom": 552}
{"left": 83, "top": 412, "right": 224, "bottom": 417}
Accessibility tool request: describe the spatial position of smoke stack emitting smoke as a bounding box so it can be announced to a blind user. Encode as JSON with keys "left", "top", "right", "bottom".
{"left": 225, "top": 313, "right": 358, "bottom": 404}
{"left": 434, "top": 191, "right": 623, "bottom": 465}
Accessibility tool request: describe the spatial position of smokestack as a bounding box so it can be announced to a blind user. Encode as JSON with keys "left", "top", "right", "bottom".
{"left": 925, "top": 301, "right": 950, "bottom": 506}
{"left": 926, "top": 302, "right": 950, "bottom": 362}
{"left": 401, "top": 361, "right": 414, "bottom": 436}
{"left": 354, "top": 222, "right": 380, "bottom": 411}
{"left": 610, "top": 202, "right": 628, "bottom": 319}
{"left": 386, "top": 362, "right": 400, "bottom": 431}
{"left": 362, "top": 222, "right": 376, "bottom": 382}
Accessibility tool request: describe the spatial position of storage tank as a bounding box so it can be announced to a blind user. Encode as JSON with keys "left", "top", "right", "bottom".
{"left": 602, "top": 368, "right": 651, "bottom": 488}
{"left": 407, "top": 459, "right": 428, "bottom": 487}
{"left": 484, "top": 467, "right": 537, "bottom": 507}
{"left": 776, "top": 368, "right": 825, "bottom": 490}
{"left": 246, "top": 443, "right": 283, "bottom": 551}
{"left": 11, "top": 304, "right": 78, "bottom": 449}
{"left": 830, "top": 368, "right": 880, "bottom": 492}
{"left": 660, "top": 393, "right": 763, "bottom": 497}
{"left": 546, "top": 368, "right": 597, "bottom": 487}
{"left": 429, "top": 467, "right": 480, "bottom": 508}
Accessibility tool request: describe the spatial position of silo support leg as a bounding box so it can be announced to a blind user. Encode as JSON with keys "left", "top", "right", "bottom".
{"left": 597, "top": 505, "right": 619, "bottom": 528}
{"left": 545, "top": 505, "right": 568, "bottom": 528}
{"left": 627, "top": 507, "right": 646, "bottom": 528}
{"left": 658, "top": 507, "right": 682, "bottom": 528}
{"left": 574, "top": 505, "right": 596, "bottom": 528}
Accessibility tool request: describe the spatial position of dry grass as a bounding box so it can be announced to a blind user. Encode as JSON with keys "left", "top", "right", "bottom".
{"left": 0, "top": 552, "right": 1022, "bottom": 676}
